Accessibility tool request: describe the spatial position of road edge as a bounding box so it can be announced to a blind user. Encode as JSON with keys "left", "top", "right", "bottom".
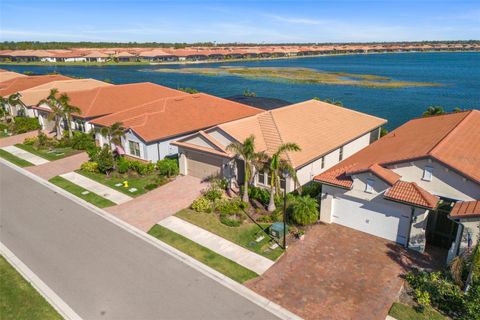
{"left": 0, "top": 159, "right": 302, "bottom": 320}
{"left": 0, "top": 242, "right": 82, "bottom": 320}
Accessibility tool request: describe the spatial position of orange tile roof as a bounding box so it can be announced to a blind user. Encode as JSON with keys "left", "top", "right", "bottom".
{"left": 315, "top": 110, "right": 480, "bottom": 186}
{"left": 0, "top": 75, "right": 71, "bottom": 97}
{"left": 0, "top": 71, "right": 26, "bottom": 82}
{"left": 91, "top": 93, "right": 263, "bottom": 142}
{"left": 218, "top": 99, "right": 386, "bottom": 168}
{"left": 346, "top": 163, "right": 401, "bottom": 186}
{"left": 450, "top": 200, "right": 480, "bottom": 219}
{"left": 63, "top": 82, "right": 187, "bottom": 119}
{"left": 384, "top": 181, "right": 439, "bottom": 209}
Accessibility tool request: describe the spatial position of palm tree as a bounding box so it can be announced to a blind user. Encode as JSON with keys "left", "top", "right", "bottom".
{"left": 422, "top": 106, "right": 445, "bottom": 117}
{"left": 58, "top": 93, "right": 81, "bottom": 138}
{"left": 98, "top": 122, "right": 125, "bottom": 148}
{"left": 0, "top": 96, "right": 8, "bottom": 123}
{"left": 7, "top": 93, "right": 22, "bottom": 122}
{"left": 267, "top": 143, "right": 301, "bottom": 212}
{"left": 226, "top": 135, "right": 265, "bottom": 203}
{"left": 40, "top": 88, "right": 64, "bottom": 139}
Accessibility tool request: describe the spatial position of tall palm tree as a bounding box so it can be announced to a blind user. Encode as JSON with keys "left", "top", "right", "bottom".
{"left": 98, "top": 122, "right": 125, "bottom": 148}
{"left": 7, "top": 93, "right": 22, "bottom": 122}
{"left": 38, "top": 88, "right": 64, "bottom": 139}
{"left": 422, "top": 106, "right": 445, "bottom": 117}
{"left": 58, "top": 93, "right": 81, "bottom": 138}
{"left": 226, "top": 135, "right": 265, "bottom": 203}
{"left": 0, "top": 96, "right": 8, "bottom": 123}
{"left": 267, "top": 143, "right": 301, "bottom": 212}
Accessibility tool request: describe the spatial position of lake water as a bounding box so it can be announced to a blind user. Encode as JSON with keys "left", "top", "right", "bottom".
{"left": 2, "top": 52, "right": 479, "bottom": 129}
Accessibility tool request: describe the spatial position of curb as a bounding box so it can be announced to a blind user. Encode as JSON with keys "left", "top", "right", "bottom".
{"left": 0, "top": 242, "right": 82, "bottom": 320}
{"left": 0, "top": 158, "right": 302, "bottom": 320}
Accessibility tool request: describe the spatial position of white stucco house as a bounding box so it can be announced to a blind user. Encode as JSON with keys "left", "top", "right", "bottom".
{"left": 173, "top": 100, "right": 386, "bottom": 192}
{"left": 90, "top": 93, "right": 263, "bottom": 162}
{"left": 315, "top": 110, "right": 480, "bottom": 260}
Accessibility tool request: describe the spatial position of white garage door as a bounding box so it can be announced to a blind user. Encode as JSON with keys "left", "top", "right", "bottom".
{"left": 186, "top": 152, "right": 223, "bottom": 180}
{"left": 332, "top": 197, "right": 410, "bottom": 244}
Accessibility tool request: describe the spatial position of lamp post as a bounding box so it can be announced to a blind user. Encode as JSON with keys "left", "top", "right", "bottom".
{"left": 283, "top": 169, "right": 289, "bottom": 249}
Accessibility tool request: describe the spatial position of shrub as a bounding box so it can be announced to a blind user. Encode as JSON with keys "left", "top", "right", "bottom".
{"left": 96, "top": 146, "right": 115, "bottom": 174}
{"left": 144, "top": 183, "right": 158, "bottom": 191}
{"left": 215, "top": 197, "right": 246, "bottom": 215}
{"left": 86, "top": 146, "right": 101, "bottom": 162}
{"left": 300, "top": 182, "right": 322, "bottom": 198}
{"left": 36, "top": 132, "right": 56, "bottom": 149}
{"left": 23, "top": 137, "right": 37, "bottom": 145}
{"left": 69, "top": 132, "right": 96, "bottom": 150}
{"left": 257, "top": 215, "right": 272, "bottom": 223}
{"left": 80, "top": 161, "right": 98, "bottom": 172}
{"left": 203, "top": 185, "right": 223, "bottom": 201}
{"left": 157, "top": 158, "right": 179, "bottom": 177}
{"left": 211, "top": 178, "right": 228, "bottom": 190}
{"left": 116, "top": 157, "right": 130, "bottom": 174}
{"left": 248, "top": 185, "right": 270, "bottom": 206}
{"left": 191, "top": 196, "right": 212, "bottom": 213}
{"left": 290, "top": 195, "right": 319, "bottom": 225}
{"left": 12, "top": 117, "right": 40, "bottom": 134}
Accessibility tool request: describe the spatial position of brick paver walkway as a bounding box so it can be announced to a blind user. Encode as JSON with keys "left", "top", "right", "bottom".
{"left": 106, "top": 175, "right": 207, "bottom": 231}
{"left": 26, "top": 152, "right": 88, "bottom": 180}
{"left": 0, "top": 131, "right": 39, "bottom": 147}
{"left": 246, "top": 223, "right": 433, "bottom": 320}
{"left": 159, "top": 216, "right": 274, "bottom": 274}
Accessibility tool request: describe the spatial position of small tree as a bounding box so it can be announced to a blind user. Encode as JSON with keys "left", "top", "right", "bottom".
{"left": 422, "top": 106, "right": 445, "bottom": 117}
{"left": 7, "top": 93, "right": 22, "bottom": 123}
{"left": 157, "top": 158, "right": 179, "bottom": 177}
{"left": 40, "top": 88, "right": 64, "bottom": 139}
{"left": 290, "top": 195, "right": 319, "bottom": 225}
{"left": 96, "top": 146, "right": 115, "bottom": 174}
{"left": 98, "top": 122, "right": 125, "bottom": 148}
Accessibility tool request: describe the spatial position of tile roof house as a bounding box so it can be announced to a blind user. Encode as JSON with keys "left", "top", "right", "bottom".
{"left": 314, "top": 110, "right": 480, "bottom": 260}
{"left": 0, "top": 74, "right": 72, "bottom": 97}
{"left": 172, "top": 99, "right": 386, "bottom": 192}
{"left": 90, "top": 93, "right": 264, "bottom": 162}
{"left": 0, "top": 71, "right": 27, "bottom": 82}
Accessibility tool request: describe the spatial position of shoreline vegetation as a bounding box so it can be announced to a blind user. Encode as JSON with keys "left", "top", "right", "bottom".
{"left": 153, "top": 66, "right": 441, "bottom": 88}
{"left": 0, "top": 50, "right": 478, "bottom": 68}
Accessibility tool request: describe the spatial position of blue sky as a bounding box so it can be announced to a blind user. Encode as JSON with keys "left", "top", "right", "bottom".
{"left": 0, "top": 0, "right": 479, "bottom": 43}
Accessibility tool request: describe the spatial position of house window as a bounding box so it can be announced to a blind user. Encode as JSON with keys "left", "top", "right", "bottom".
{"left": 423, "top": 166, "right": 433, "bottom": 181}
{"left": 258, "top": 171, "right": 265, "bottom": 185}
{"left": 280, "top": 177, "right": 286, "bottom": 190}
{"left": 128, "top": 140, "right": 141, "bottom": 157}
{"left": 321, "top": 156, "right": 325, "bottom": 169}
{"left": 365, "top": 178, "right": 375, "bottom": 193}
{"left": 339, "top": 146, "right": 344, "bottom": 161}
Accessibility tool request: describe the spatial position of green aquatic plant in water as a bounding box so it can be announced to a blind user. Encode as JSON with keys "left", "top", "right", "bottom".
{"left": 154, "top": 66, "right": 441, "bottom": 88}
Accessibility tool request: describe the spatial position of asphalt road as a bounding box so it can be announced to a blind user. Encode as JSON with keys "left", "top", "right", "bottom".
{"left": 0, "top": 162, "right": 278, "bottom": 320}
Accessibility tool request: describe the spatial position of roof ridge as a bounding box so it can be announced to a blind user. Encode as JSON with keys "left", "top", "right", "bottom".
{"left": 428, "top": 110, "right": 473, "bottom": 155}
{"left": 410, "top": 182, "right": 435, "bottom": 206}
{"left": 84, "top": 87, "right": 102, "bottom": 116}
{"left": 261, "top": 111, "right": 294, "bottom": 165}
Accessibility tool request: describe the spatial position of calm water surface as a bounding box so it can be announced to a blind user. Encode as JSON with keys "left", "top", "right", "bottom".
{"left": 2, "top": 52, "right": 479, "bottom": 129}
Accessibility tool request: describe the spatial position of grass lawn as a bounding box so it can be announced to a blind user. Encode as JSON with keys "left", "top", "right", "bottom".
{"left": 0, "top": 149, "right": 33, "bottom": 167}
{"left": 388, "top": 303, "right": 447, "bottom": 320}
{"left": 49, "top": 176, "right": 116, "bottom": 208}
{"left": 15, "top": 143, "right": 80, "bottom": 161}
{"left": 176, "top": 209, "right": 283, "bottom": 261}
{"left": 148, "top": 225, "right": 258, "bottom": 283}
{"left": 76, "top": 169, "right": 163, "bottom": 197}
{"left": 0, "top": 256, "right": 62, "bottom": 320}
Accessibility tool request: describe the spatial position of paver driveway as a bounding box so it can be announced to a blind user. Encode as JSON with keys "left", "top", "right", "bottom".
{"left": 27, "top": 152, "right": 88, "bottom": 179}
{"left": 106, "top": 175, "right": 207, "bottom": 231}
{"left": 246, "top": 223, "right": 434, "bottom": 320}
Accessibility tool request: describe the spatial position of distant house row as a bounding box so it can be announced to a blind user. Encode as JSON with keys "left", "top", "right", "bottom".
{"left": 1, "top": 43, "right": 479, "bottom": 63}
{"left": 1, "top": 69, "right": 478, "bottom": 265}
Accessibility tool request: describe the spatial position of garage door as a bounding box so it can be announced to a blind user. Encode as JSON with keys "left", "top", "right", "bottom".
{"left": 186, "top": 152, "right": 223, "bottom": 179}
{"left": 332, "top": 197, "right": 410, "bottom": 244}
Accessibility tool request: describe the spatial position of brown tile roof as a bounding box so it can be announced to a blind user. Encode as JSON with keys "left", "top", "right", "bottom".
{"left": 0, "top": 71, "right": 26, "bottom": 82}
{"left": 218, "top": 99, "right": 386, "bottom": 168}
{"left": 19, "top": 79, "right": 112, "bottom": 106}
{"left": 384, "top": 181, "right": 439, "bottom": 209}
{"left": 62, "top": 82, "right": 187, "bottom": 119}
{"left": 450, "top": 201, "right": 480, "bottom": 219}
{"left": 315, "top": 110, "right": 480, "bottom": 187}
{"left": 90, "top": 93, "right": 263, "bottom": 142}
{"left": 0, "top": 75, "right": 71, "bottom": 97}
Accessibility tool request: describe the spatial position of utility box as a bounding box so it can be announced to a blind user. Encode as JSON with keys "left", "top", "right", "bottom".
{"left": 270, "top": 222, "right": 287, "bottom": 239}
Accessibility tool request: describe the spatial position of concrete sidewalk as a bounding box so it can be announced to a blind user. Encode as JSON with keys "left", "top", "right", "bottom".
{"left": 27, "top": 152, "right": 88, "bottom": 180}
{"left": 60, "top": 172, "right": 132, "bottom": 204}
{"left": 1, "top": 145, "right": 49, "bottom": 165}
{"left": 159, "top": 216, "right": 275, "bottom": 275}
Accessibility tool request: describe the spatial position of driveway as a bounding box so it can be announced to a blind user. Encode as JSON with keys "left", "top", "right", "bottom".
{"left": 246, "top": 223, "right": 434, "bottom": 320}
{"left": 106, "top": 175, "right": 207, "bottom": 231}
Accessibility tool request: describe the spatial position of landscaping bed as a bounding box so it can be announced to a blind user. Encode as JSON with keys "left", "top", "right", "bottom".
{"left": 0, "top": 117, "right": 41, "bottom": 138}
{"left": 0, "top": 149, "right": 33, "bottom": 167}
{"left": 389, "top": 302, "right": 447, "bottom": 320}
{"left": 15, "top": 143, "right": 80, "bottom": 161}
{"left": 0, "top": 255, "right": 61, "bottom": 320}
{"left": 49, "top": 176, "right": 116, "bottom": 208}
{"left": 148, "top": 225, "right": 258, "bottom": 283}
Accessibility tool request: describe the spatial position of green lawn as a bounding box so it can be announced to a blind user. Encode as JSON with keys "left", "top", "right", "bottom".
{"left": 148, "top": 225, "right": 258, "bottom": 283}
{"left": 388, "top": 303, "right": 447, "bottom": 320}
{"left": 15, "top": 143, "right": 80, "bottom": 161}
{"left": 176, "top": 209, "right": 283, "bottom": 261}
{"left": 76, "top": 169, "right": 162, "bottom": 197}
{"left": 49, "top": 176, "right": 116, "bottom": 208}
{"left": 0, "top": 256, "right": 62, "bottom": 320}
{"left": 0, "top": 149, "right": 33, "bottom": 167}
